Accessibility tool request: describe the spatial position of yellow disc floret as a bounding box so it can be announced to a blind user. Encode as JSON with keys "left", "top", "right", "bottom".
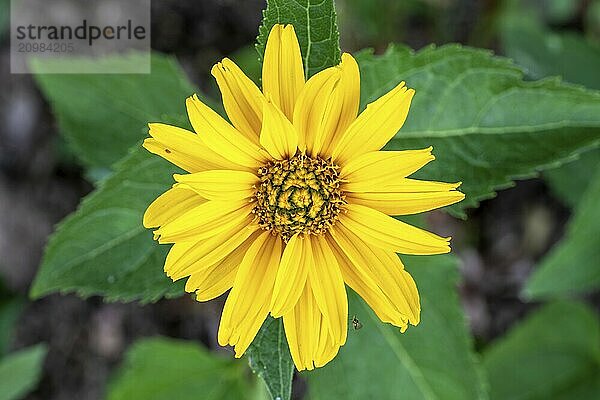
{"left": 253, "top": 154, "right": 346, "bottom": 241}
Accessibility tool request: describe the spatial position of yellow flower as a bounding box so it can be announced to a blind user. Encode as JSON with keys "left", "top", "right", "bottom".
{"left": 143, "top": 24, "right": 464, "bottom": 371}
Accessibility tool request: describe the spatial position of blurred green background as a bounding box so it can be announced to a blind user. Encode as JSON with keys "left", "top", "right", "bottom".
{"left": 0, "top": 0, "right": 598, "bottom": 399}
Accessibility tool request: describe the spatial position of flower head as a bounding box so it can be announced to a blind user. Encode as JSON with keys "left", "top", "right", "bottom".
{"left": 143, "top": 24, "right": 464, "bottom": 371}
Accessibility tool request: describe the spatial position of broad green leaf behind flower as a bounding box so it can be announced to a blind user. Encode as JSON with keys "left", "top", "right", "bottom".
{"left": 107, "top": 338, "right": 259, "bottom": 400}
{"left": 355, "top": 44, "right": 600, "bottom": 217}
{"left": 30, "top": 142, "right": 185, "bottom": 303}
{"left": 309, "top": 255, "right": 488, "bottom": 400}
{"left": 0, "top": 344, "right": 47, "bottom": 400}
{"left": 32, "top": 53, "right": 199, "bottom": 170}
{"left": 497, "top": 3, "right": 600, "bottom": 208}
{"left": 483, "top": 301, "right": 600, "bottom": 400}
{"left": 524, "top": 167, "right": 600, "bottom": 299}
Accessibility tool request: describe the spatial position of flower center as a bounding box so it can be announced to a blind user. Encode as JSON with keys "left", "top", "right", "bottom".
{"left": 252, "top": 154, "right": 346, "bottom": 242}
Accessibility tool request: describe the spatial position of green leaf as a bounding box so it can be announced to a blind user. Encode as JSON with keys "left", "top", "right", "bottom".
{"left": 30, "top": 144, "right": 184, "bottom": 303}
{"left": 483, "top": 301, "right": 600, "bottom": 400}
{"left": 30, "top": 52, "right": 219, "bottom": 301}
{"left": 524, "top": 167, "right": 600, "bottom": 299}
{"left": 497, "top": 9, "right": 600, "bottom": 206}
{"left": 246, "top": 318, "right": 294, "bottom": 400}
{"left": 355, "top": 44, "right": 600, "bottom": 217}
{"left": 335, "top": 0, "right": 416, "bottom": 49}
{"left": 107, "top": 337, "right": 257, "bottom": 400}
{"left": 544, "top": 146, "right": 600, "bottom": 208}
{"left": 256, "top": 0, "right": 341, "bottom": 78}
{"left": 0, "top": 298, "right": 23, "bottom": 356}
{"left": 542, "top": 0, "right": 582, "bottom": 25}
{"left": 0, "top": 344, "right": 47, "bottom": 400}
{"left": 32, "top": 53, "right": 197, "bottom": 169}
{"left": 308, "top": 255, "right": 488, "bottom": 400}
{"left": 499, "top": 5, "right": 600, "bottom": 90}
{"left": 0, "top": 0, "right": 8, "bottom": 41}
{"left": 587, "top": 0, "right": 600, "bottom": 40}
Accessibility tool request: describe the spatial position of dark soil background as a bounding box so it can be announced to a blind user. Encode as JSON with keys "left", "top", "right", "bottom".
{"left": 0, "top": 1, "right": 596, "bottom": 399}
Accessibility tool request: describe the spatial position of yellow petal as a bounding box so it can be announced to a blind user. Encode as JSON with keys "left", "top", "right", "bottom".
{"left": 259, "top": 98, "right": 299, "bottom": 160}
{"left": 348, "top": 177, "right": 460, "bottom": 193}
{"left": 270, "top": 234, "right": 310, "bottom": 317}
{"left": 347, "top": 179, "right": 465, "bottom": 215}
{"left": 325, "top": 234, "right": 409, "bottom": 328}
{"left": 262, "top": 24, "right": 305, "bottom": 120}
{"left": 348, "top": 191, "right": 464, "bottom": 215}
{"left": 188, "top": 259, "right": 237, "bottom": 300}
{"left": 307, "top": 236, "right": 348, "bottom": 345}
{"left": 143, "top": 187, "right": 206, "bottom": 228}
{"left": 293, "top": 53, "right": 359, "bottom": 156}
{"left": 143, "top": 123, "right": 242, "bottom": 173}
{"left": 218, "top": 232, "right": 282, "bottom": 357}
{"left": 165, "top": 220, "right": 257, "bottom": 280}
{"left": 292, "top": 67, "right": 340, "bottom": 154}
{"left": 282, "top": 291, "right": 303, "bottom": 369}
{"left": 173, "top": 170, "right": 258, "bottom": 201}
{"left": 339, "top": 204, "right": 451, "bottom": 255}
{"left": 314, "top": 321, "right": 340, "bottom": 368}
{"left": 283, "top": 284, "right": 317, "bottom": 370}
{"left": 332, "top": 82, "right": 415, "bottom": 164}
{"left": 187, "top": 231, "right": 261, "bottom": 300}
{"left": 319, "top": 53, "right": 361, "bottom": 157}
{"left": 211, "top": 58, "right": 264, "bottom": 141}
{"left": 329, "top": 225, "right": 420, "bottom": 326}
{"left": 283, "top": 284, "right": 341, "bottom": 371}
{"left": 375, "top": 250, "right": 420, "bottom": 325}
{"left": 340, "top": 147, "right": 434, "bottom": 187}
{"left": 186, "top": 94, "right": 268, "bottom": 168}
{"left": 154, "top": 200, "right": 253, "bottom": 244}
